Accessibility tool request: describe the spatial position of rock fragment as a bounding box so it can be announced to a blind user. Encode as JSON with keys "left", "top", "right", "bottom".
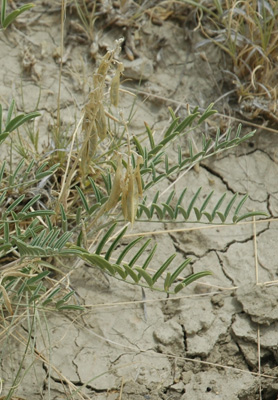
{"left": 236, "top": 284, "right": 278, "bottom": 325}
{"left": 232, "top": 313, "right": 278, "bottom": 365}
{"left": 123, "top": 58, "right": 153, "bottom": 80}
{"left": 153, "top": 319, "right": 184, "bottom": 354}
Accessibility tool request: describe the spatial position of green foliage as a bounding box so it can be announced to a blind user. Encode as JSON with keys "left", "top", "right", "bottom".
{"left": 136, "top": 189, "right": 267, "bottom": 223}
{"left": 0, "top": 100, "right": 40, "bottom": 146}
{"left": 0, "top": 88, "right": 268, "bottom": 327}
{"left": 67, "top": 237, "right": 212, "bottom": 294}
{"left": 135, "top": 109, "right": 255, "bottom": 191}
{"left": 0, "top": 75, "right": 268, "bottom": 367}
{"left": 0, "top": 5, "right": 271, "bottom": 399}
{"left": 1, "top": 0, "right": 34, "bottom": 29}
{"left": 76, "top": 107, "right": 266, "bottom": 226}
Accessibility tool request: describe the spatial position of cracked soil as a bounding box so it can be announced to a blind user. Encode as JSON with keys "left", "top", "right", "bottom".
{"left": 1, "top": 1, "right": 278, "bottom": 399}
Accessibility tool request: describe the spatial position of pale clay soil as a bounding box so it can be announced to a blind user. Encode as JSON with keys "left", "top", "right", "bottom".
{"left": 1, "top": 1, "right": 278, "bottom": 400}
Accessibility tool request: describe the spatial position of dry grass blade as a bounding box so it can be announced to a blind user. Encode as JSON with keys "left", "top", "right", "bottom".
{"left": 0, "top": 284, "right": 13, "bottom": 315}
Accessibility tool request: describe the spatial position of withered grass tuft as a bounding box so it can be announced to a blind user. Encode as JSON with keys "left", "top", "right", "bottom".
{"left": 184, "top": 0, "right": 278, "bottom": 121}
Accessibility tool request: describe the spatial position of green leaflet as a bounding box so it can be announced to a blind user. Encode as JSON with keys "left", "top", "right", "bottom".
{"left": 82, "top": 253, "right": 116, "bottom": 275}
{"left": 2, "top": 3, "right": 35, "bottom": 29}
{"left": 134, "top": 267, "right": 153, "bottom": 286}
{"left": 174, "top": 271, "right": 213, "bottom": 293}
{"left": 153, "top": 254, "right": 176, "bottom": 284}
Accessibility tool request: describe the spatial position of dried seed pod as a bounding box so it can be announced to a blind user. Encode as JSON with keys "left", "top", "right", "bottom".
{"left": 121, "top": 166, "right": 129, "bottom": 222}
{"left": 121, "top": 156, "right": 143, "bottom": 225}
{"left": 105, "top": 156, "right": 123, "bottom": 212}
{"left": 110, "top": 73, "right": 120, "bottom": 107}
{"left": 110, "top": 62, "right": 124, "bottom": 107}
{"left": 89, "top": 127, "right": 98, "bottom": 156}
{"left": 96, "top": 105, "right": 107, "bottom": 140}
{"left": 128, "top": 173, "right": 139, "bottom": 225}
{"left": 81, "top": 117, "right": 98, "bottom": 170}
{"left": 93, "top": 51, "right": 112, "bottom": 88}
{"left": 84, "top": 119, "right": 98, "bottom": 155}
{"left": 122, "top": 165, "right": 136, "bottom": 223}
{"left": 134, "top": 155, "right": 143, "bottom": 196}
{"left": 125, "top": 45, "right": 134, "bottom": 61}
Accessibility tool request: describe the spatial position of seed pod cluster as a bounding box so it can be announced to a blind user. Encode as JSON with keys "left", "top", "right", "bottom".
{"left": 82, "top": 50, "right": 114, "bottom": 162}
{"left": 80, "top": 39, "right": 124, "bottom": 174}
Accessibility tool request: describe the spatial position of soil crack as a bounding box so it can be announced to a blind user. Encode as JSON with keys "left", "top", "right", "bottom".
{"left": 215, "top": 251, "right": 234, "bottom": 285}
{"left": 200, "top": 163, "right": 238, "bottom": 194}
{"left": 181, "top": 324, "right": 188, "bottom": 352}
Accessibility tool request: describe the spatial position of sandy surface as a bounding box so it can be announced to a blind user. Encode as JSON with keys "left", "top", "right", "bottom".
{"left": 1, "top": 2, "right": 278, "bottom": 399}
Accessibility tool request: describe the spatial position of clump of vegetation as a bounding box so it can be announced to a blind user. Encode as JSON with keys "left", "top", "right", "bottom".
{"left": 0, "top": 0, "right": 268, "bottom": 398}
{"left": 182, "top": 0, "right": 278, "bottom": 122}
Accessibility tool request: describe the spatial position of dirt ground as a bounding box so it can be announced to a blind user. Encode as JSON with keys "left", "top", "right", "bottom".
{"left": 1, "top": 1, "right": 278, "bottom": 399}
